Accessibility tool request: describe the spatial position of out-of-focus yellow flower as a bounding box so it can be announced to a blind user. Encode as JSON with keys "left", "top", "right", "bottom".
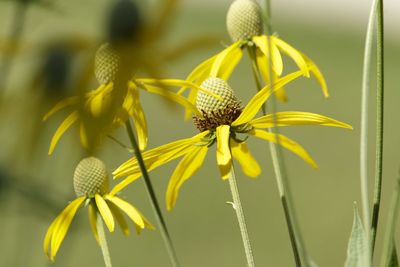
{"left": 112, "top": 71, "right": 351, "bottom": 210}
{"left": 44, "top": 157, "right": 153, "bottom": 261}
{"left": 181, "top": 0, "right": 328, "bottom": 119}
{"left": 44, "top": 43, "right": 216, "bottom": 154}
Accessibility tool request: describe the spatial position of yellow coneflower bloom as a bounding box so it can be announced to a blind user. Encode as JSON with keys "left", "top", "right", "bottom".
{"left": 112, "top": 71, "right": 352, "bottom": 210}
{"left": 44, "top": 43, "right": 216, "bottom": 154}
{"left": 44, "top": 157, "right": 154, "bottom": 261}
{"left": 181, "top": 0, "right": 327, "bottom": 119}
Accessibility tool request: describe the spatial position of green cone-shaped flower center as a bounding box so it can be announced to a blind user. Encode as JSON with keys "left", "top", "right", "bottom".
{"left": 226, "top": 0, "right": 263, "bottom": 42}
{"left": 95, "top": 43, "right": 120, "bottom": 85}
{"left": 74, "top": 157, "right": 109, "bottom": 197}
{"left": 194, "top": 77, "right": 242, "bottom": 132}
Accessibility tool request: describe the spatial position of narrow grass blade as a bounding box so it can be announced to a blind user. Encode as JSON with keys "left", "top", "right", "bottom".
{"left": 344, "top": 204, "right": 369, "bottom": 267}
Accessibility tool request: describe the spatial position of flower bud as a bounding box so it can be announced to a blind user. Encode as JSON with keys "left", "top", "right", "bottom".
{"left": 226, "top": 0, "right": 263, "bottom": 42}
{"left": 74, "top": 157, "right": 109, "bottom": 197}
{"left": 94, "top": 43, "right": 120, "bottom": 85}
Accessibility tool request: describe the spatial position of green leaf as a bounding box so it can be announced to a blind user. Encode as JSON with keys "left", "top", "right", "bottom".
{"left": 344, "top": 204, "right": 369, "bottom": 267}
{"left": 389, "top": 241, "right": 399, "bottom": 267}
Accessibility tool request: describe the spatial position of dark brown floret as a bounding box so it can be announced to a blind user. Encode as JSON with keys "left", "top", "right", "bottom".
{"left": 193, "top": 102, "right": 243, "bottom": 132}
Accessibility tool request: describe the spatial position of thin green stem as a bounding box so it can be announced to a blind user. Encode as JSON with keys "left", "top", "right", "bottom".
{"left": 228, "top": 165, "right": 255, "bottom": 267}
{"left": 371, "top": 0, "right": 384, "bottom": 253}
{"left": 125, "top": 120, "right": 180, "bottom": 267}
{"left": 379, "top": 169, "right": 400, "bottom": 267}
{"left": 97, "top": 215, "right": 113, "bottom": 267}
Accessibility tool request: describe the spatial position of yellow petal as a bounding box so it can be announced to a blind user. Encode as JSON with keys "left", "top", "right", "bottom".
{"left": 88, "top": 202, "right": 99, "bottom": 244}
{"left": 50, "top": 196, "right": 85, "bottom": 261}
{"left": 252, "top": 36, "right": 283, "bottom": 76}
{"left": 231, "top": 140, "right": 261, "bottom": 178}
{"left": 139, "top": 83, "right": 201, "bottom": 117}
{"left": 219, "top": 44, "right": 243, "bottom": 79}
{"left": 44, "top": 214, "right": 62, "bottom": 258}
{"left": 272, "top": 36, "right": 310, "bottom": 77}
{"left": 250, "top": 129, "right": 317, "bottom": 168}
{"left": 79, "top": 123, "right": 89, "bottom": 149}
{"left": 107, "top": 200, "right": 130, "bottom": 236}
{"left": 232, "top": 70, "right": 304, "bottom": 126}
{"left": 89, "top": 88, "right": 106, "bottom": 117}
{"left": 48, "top": 111, "right": 79, "bottom": 155}
{"left": 105, "top": 196, "right": 145, "bottom": 229}
{"left": 128, "top": 90, "right": 148, "bottom": 151}
{"left": 166, "top": 146, "right": 208, "bottom": 210}
{"left": 216, "top": 125, "right": 232, "bottom": 180}
{"left": 184, "top": 89, "right": 198, "bottom": 120}
{"left": 43, "top": 96, "right": 79, "bottom": 121}
{"left": 302, "top": 53, "right": 329, "bottom": 98}
{"left": 95, "top": 194, "right": 115, "bottom": 232}
{"left": 249, "top": 111, "right": 353, "bottom": 129}
{"left": 210, "top": 41, "right": 242, "bottom": 77}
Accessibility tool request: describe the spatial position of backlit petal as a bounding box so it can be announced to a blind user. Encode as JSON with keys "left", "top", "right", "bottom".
{"left": 50, "top": 196, "right": 85, "bottom": 261}
{"left": 272, "top": 36, "right": 310, "bottom": 77}
{"left": 216, "top": 125, "right": 232, "bottom": 180}
{"left": 106, "top": 196, "right": 145, "bottom": 229}
{"left": 250, "top": 129, "right": 317, "bottom": 168}
{"left": 252, "top": 36, "right": 283, "bottom": 76}
{"left": 232, "top": 70, "right": 304, "bottom": 126}
{"left": 210, "top": 41, "right": 242, "bottom": 77}
{"left": 231, "top": 140, "right": 261, "bottom": 178}
{"left": 88, "top": 202, "right": 99, "bottom": 244}
{"left": 48, "top": 111, "right": 79, "bottom": 155}
{"left": 95, "top": 194, "right": 115, "bottom": 232}
{"left": 43, "top": 96, "right": 79, "bottom": 121}
{"left": 249, "top": 111, "right": 353, "bottom": 129}
{"left": 166, "top": 146, "right": 208, "bottom": 210}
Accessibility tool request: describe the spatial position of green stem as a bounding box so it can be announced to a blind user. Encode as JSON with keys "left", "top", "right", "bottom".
{"left": 246, "top": 41, "right": 304, "bottom": 267}
{"left": 371, "top": 0, "right": 384, "bottom": 253}
{"left": 379, "top": 169, "right": 400, "bottom": 267}
{"left": 125, "top": 120, "right": 180, "bottom": 267}
{"left": 97, "top": 215, "right": 113, "bottom": 267}
{"left": 228, "top": 165, "right": 255, "bottom": 267}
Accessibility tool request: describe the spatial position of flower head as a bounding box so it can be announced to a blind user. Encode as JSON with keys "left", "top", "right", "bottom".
{"left": 44, "top": 157, "right": 154, "bottom": 261}
{"left": 112, "top": 72, "right": 351, "bottom": 210}
{"left": 44, "top": 43, "right": 213, "bottom": 154}
{"left": 181, "top": 0, "right": 328, "bottom": 119}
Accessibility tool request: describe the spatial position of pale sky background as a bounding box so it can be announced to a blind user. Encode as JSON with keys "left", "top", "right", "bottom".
{"left": 183, "top": 0, "right": 400, "bottom": 42}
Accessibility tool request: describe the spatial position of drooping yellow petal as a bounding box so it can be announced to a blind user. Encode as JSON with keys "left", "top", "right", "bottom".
{"left": 252, "top": 36, "right": 284, "bottom": 76}
{"left": 138, "top": 83, "right": 201, "bottom": 117}
{"left": 183, "top": 55, "right": 217, "bottom": 89}
{"left": 166, "top": 146, "right": 209, "bottom": 210}
{"left": 250, "top": 129, "right": 317, "bottom": 168}
{"left": 107, "top": 200, "right": 130, "bottom": 236}
{"left": 95, "top": 194, "right": 115, "bottom": 232}
{"left": 271, "top": 36, "right": 310, "bottom": 77}
{"left": 49, "top": 196, "right": 85, "bottom": 261}
{"left": 43, "top": 96, "right": 80, "bottom": 121}
{"left": 302, "top": 53, "right": 329, "bottom": 97}
{"left": 89, "top": 86, "right": 107, "bottom": 117}
{"left": 48, "top": 111, "right": 79, "bottom": 155}
{"left": 254, "top": 46, "right": 288, "bottom": 102}
{"left": 127, "top": 87, "right": 148, "bottom": 151}
{"left": 230, "top": 140, "right": 261, "bottom": 178}
{"left": 44, "top": 214, "right": 62, "bottom": 258}
{"left": 232, "top": 70, "right": 304, "bottom": 126}
{"left": 219, "top": 44, "right": 243, "bottom": 79}
{"left": 79, "top": 122, "right": 89, "bottom": 149}
{"left": 184, "top": 89, "right": 198, "bottom": 120}
{"left": 216, "top": 125, "right": 232, "bottom": 180}
{"left": 105, "top": 196, "right": 145, "bottom": 229}
{"left": 249, "top": 111, "right": 353, "bottom": 129}
{"left": 88, "top": 202, "right": 99, "bottom": 244}
{"left": 210, "top": 41, "right": 242, "bottom": 77}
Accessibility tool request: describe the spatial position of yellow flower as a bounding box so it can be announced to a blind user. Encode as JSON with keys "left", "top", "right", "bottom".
{"left": 181, "top": 0, "right": 327, "bottom": 119}
{"left": 43, "top": 157, "right": 154, "bottom": 261}
{"left": 44, "top": 43, "right": 216, "bottom": 154}
{"left": 112, "top": 72, "right": 352, "bottom": 210}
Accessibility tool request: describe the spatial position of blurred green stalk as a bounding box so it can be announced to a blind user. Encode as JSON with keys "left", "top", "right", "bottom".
{"left": 97, "top": 215, "right": 113, "bottom": 267}
{"left": 371, "top": 0, "right": 384, "bottom": 253}
{"left": 125, "top": 120, "right": 180, "bottom": 267}
{"left": 228, "top": 165, "right": 255, "bottom": 267}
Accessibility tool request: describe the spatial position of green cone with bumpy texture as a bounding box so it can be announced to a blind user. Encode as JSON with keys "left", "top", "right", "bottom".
{"left": 194, "top": 77, "right": 242, "bottom": 132}
{"left": 226, "top": 0, "right": 263, "bottom": 42}
{"left": 74, "top": 157, "right": 109, "bottom": 197}
{"left": 95, "top": 43, "right": 120, "bottom": 85}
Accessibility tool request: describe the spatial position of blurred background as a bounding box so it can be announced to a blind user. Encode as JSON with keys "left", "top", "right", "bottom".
{"left": 0, "top": 0, "right": 399, "bottom": 266}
